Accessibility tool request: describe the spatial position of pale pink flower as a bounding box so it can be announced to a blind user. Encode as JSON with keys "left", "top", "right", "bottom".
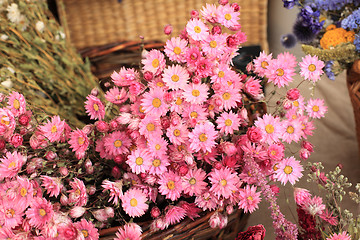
{"left": 208, "top": 167, "right": 239, "bottom": 199}
{"left": 181, "top": 103, "right": 208, "bottom": 126}
{"left": 141, "top": 49, "right": 166, "bottom": 76}
{"left": 146, "top": 136, "right": 168, "bottom": 158}
{"left": 304, "top": 196, "right": 325, "bottom": 216}
{"left": 84, "top": 95, "right": 105, "bottom": 120}
{"left": 26, "top": 197, "right": 54, "bottom": 228}
{"left": 305, "top": 98, "right": 327, "bottom": 119}
{"left": 121, "top": 188, "right": 148, "bottom": 218}
{"left": 216, "top": 111, "right": 240, "bottom": 135}
{"left": 186, "top": 18, "right": 209, "bottom": 41}
{"left": 165, "top": 206, "right": 186, "bottom": 225}
{"left": 188, "top": 121, "right": 218, "bottom": 152}
{"left": 194, "top": 191, "right": 219, "bottom": 211}
{"left": 101, "top": 180, "right": 123, "bottom": 205}
{"left": 200, "top": 3, "right": 218, "bottom": 23}
{"left": 265, "top": 57, "right": 295, "bottom": 87}
{"left": 253, "top": 51, "right": 273, "bottom": 77}
{"left": 38, "top": 115, "right": 66, "bottom": 142}
{"left": 41, "top": 175, "right": 62, "bottom": 198}
{"left": 7, "top": 91, "right": 26, "bottom": 117}
{"left": 267, "top": 143, "right": 284, "bottom": 161}
{"left": 326, "top": 231, "right": 351, "bottom": 240}
{"left": 11, "top": 176, "right": 34, "bottom": 209}
{"left": 166, "top": 122, "right": 189, "bottom": 145}
{"left": 277, "top": 51, "right": 297, "bottom": 68}
{"left": 0, "top": 108, "right": 16, "bottom": 139}
{"left": 103, "top": 131, "right": 132, "bottom": 156}
{"left": 158, "top": 171, "right": 182, "bottom": 201}
{"left": 126, "top": 148, "right": 152, "bottom": 174}
{"left": 299, "top": 55, "right": 324, "bottom": 83}
{"left": 244, "top": 77, "right": 262, "bottom": 98}
{"left": 0, "top": 199, "right": 25, "bottom": 228}
{"left": 68, "top": 129, "right": 89, "bottom": 158}
{"left": 185, "top": 46, "right": 202, "bottom": 68}
{"left": 114, "top": 223, "right": 142, "bottom": 240}
{"left": 74, "top": 218, "right": 99, "bottom": 240}
{"left": 148, "top": 155, "right": 170, "bottom": 176}
{"left": 281, "top": 119, "right": 303, "bottom": 144}
{"left": 182, "top": 168, "right": 207, "bottom": 196}
{"left": 182, "top": 83, "right": 209, "bottom": 105}
{"left": 238, "top": 185, "right": 261, "bottom": 213}
{"left": 0, "top": 151, "right": 26, "bottom": 180}
{"left": 111, "top": 67, "right": 140, "bottom": 87}
{"left": 217, "top": 4, "right": 240, "bottom": 29}
{"left": 162, "top": 65, "right": 189, "bottom": 90}
{"left": 214, "top": 84, "right": 242, "bottom": 111}
{"left": 274, "top": 156, "right": 303, "bottom": 185}
{"left": 254, "top": 114, "right": 282, "bottom": 144}
{"left": 138, "top": 115, "right": 162, "bottom": 139}
{"left": 67, "top": 178, "right": 88, "bottom": 206}
{"left": 201, "top": 33, "right": 227, "bottom": 57}
{"left": 105, "top": 87, "right": 128, "bottom": 105}
{"left": 164, "top": 37, "right": 188, "bottom": 63}
{"left": 141, "top": 87, "right": 169, "bottom": 117}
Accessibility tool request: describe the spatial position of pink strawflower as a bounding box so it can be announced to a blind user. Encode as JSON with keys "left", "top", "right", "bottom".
{"left": 164, "top": 37, "right": 188, "bottom": 63}
{"left": 182, "top": 168, "right": 207, "bottom": 196}
{"left": 210, "top": 64, "right": 234, "bottom": 84}
{"left": 265, "top": 58, "right": 295, "bottom": 87}
{"left": 182, "top": 83, "right": 209, "bottom": 105}
{"left": 0, "top": 108, "right": 16, "bottom": 139}
{"left": 217, "top": 4, "right": 240, "bottom": 28}
{"left": 115, "top": 223, "right": 142, "bottom": 240}
{"left": 326, "top": 231, "right": 351, "bottom": 240}
{"left": 84, "top": 95, "right": 105, "bottom": 120}
{"left": 166, "top": 122, "right": 189, "bottom": 145}
{"left": 74, "top": 218, "right": 99, "bottom": 240}
{"left": 126, "top": 148, "right": 152, "bottom": 174}
{"left": 208, "top": 167, "right": 239, "bottom": 199}
{"left": 162, "top": 65, "right": 189, "bottom": 90}
{"left": 178, "top": 201, "right": 201, "bottom": 220}
{"left": 194, "top": 191, "right": 219, "bottom": 211}
{"left": 281, "top": 119, "right": 303, "bottom": 144}
{"left": 0, "top": 228, "right": 15, "bottom": 239}
{"left": 294, "top": 187, "right": 312, "bottom": 206}
{"left": 320, "top": 209, "right": 338, "bottom": 226}
{"left": 146, "top": 136, "right": 168, "bottom": 158}
{"left": 216, "top": 111, "right": 240, "bottom": 135}
{"left": 188, "top": 121, "right": 218, "bottom": 152}
{"left": 253, "top": 51, "right": 273, "bottom": 77}
{"left": 158, "top": 171, "right": 182, "bottom": 201}
{"left": 121, "top": 188, "right": 148, "bottom": 218}
{"left": 7, "top": 91, "right": 26, "bottom": 117}
{"left": 277, "top": 51, "right": 297, "bottom": 68}
{"left": 142, "top": 49, "right": 166, "bottom": 76}
{"left": 111, "top": 67, "right": 140, "bottom": 87}
{"left": 105, "top": 87, "right": 128, "bottom": 105}
{"left": 244, "top": 77, "right": 262, "bottom": 98}
{"left": 254, "top": 114, "right": 282, "bottom": 144}
{"left": 185, "top": 46, "right": 202, "bottom": 68}
{"left": 186, "top": 18, "right": 209, "bottom": 41}
{"left": 11, "top": 176, "right": 34, "bottom": 209}
{"left": 38, "top": 115, "right": 66, "bottom": 142}
{"left": 138, "top": 115, "right": 162, "bottom": 139}
{"left": 67, "top": 178, "right": 88, "bottom": 206}
{"left": 165, "top": 206, "right": 186, "bottom": 225}
{"left": 215, "top": 84, "right": 242, "bottom": 111}
{"left": 201, "top": 3, "right": 218, "bottom": 23}
{"left": 41, "top": 175, "right": 62, "bottom": 198}
{"left": 141, "top": 87, "right": 169, "bottom": 117}
{"left": 103, "top": 131, "right": 132, "bottom": 156}
{"left": 304, "top": 196, "right": 325, "bottom": 216}
{"left": 148, "top": 155, "right": 170, "bottom": 176}
{"left": 195, "top": 57, "right": 215, "bottom": 78}
{"left": 26, "top": 197, "right": 54, "bottom": 228}
{"left": 68, "top": 129, "right": 89, "bottom": 158}
{"left": 102, "top": 180, "right": 123, "bottom": 205}
{"left": 182, "top": 103, "right": 209, "bottom": 126}
{"left": 305, "top": 98, "right": 327, "bottom": 119}
{"left": 274, "top": 156, "right": 303, "bottom": 185}
{"left": 0, "top": 199, "right": 25, "bottom": 228}
{"left": 170, "top": 90, "right": 185, "bottom": 114}
{"left": 299, "top": 55, "right": 324, "bottom": 83}
{"left": 201, "top": 33, "right": 227, "bottom": 57}
{"left": 267, "top": 143, "right": 284, "bottom": 161}
{"left": 0, "top": 151, "right": 26, "bottom": 180}
{"left": 238, "top": 185, "right": 262, "bottom": 213}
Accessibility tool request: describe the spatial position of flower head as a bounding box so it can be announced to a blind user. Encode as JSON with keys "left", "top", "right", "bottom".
{"left": 274, "top": 156, "right": 303, "bottom": 185}
{"left": 208, "top": 167, "right": 239, "bottom": 199}
{"left": 25, "top": 197, "right": 54, "bottom": 228}
{"left": 74, "top": 218, "right": 99, "bottom": 240}
{"left": 188, "top": 121, "right": 218, "bottom": 152}
{"left": 121, "top": 188, "right": 148, "bottom": 218}
{"left": 238, "top": 185, "right": 261, "bottom": 213}
{"left": 299, "top": 55, "right": 325, "bottom": 82}
{"left": 85, "top": 95, "right": 105, "bottom": 120}
{"left": 186, "top": 18, "right": 209, "bottom": 41}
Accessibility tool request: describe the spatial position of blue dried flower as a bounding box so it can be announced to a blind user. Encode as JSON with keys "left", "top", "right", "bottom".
{"left": 281, "top": 33, "right": 297, "bottom": 48}
{"left": 341, "top": 7, "right": 360, "bottom": 30}
{"left": 354, "top": 34, "right": 360, "bottom": 52}
{"left": 282, "top": 0, "right": 299, "bottom": 9}
{"left": 324, "top": 61, "right": 335, "bottom": 80}
{"left": 313, "top": 0, "right": 360, "bottom": 11}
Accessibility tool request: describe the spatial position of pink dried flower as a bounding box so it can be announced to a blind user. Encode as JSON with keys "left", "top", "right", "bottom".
{"left": 165, "top": 205, "right": 186, "bottom": 225}
{"left": 164, "top": 24, "right": 173, "bottom": 35}
{"left": 26, "top": 197, "right": 54, "bottom": 228}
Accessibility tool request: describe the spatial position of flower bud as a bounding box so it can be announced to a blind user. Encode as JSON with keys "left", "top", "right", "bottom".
{"left": 209, "top": 212, "right": 221, "bottom": 228}
{"left": 69, "top": 206, "right": 86, "bottom": 218}
{"left": 218, "top": 0, "right": 228, "bottom": 5}
{"left": 287, "top": 88, "right": 300, "bottom": 101}
{"left": 18, "top": 114, "right": 31, "bottom": 126}
{"left": 143, "top": 71, "right": 153, "bottom": 81}
{"left": 301, "top": 140, "right": 314, "bottom": 152}
{"left": 91, "top": 88, "right": 99, "bottom": 96}
{"left": 87, "top": 185, "right": 96, "bottom": 195}
{"left": 163, "top": 24, "right": 173, "bottom": 35}
{"left": 231, "top": 3, "right": 240, "bottom": 11}
{"left": 246, "top": 126, "right": 262, "bottom": 143}
{"left": 179, "top": 165, "right": 189, "bottom": 176}
{"left": 45, "top": 151, "right": 57, "bottom": 160}
{"left": 151, "top": 206, "right": 161, "bottom": 218}
{"left": 10, "top": 133, "right": 23, "bottom": 148}
{"left": 299, "top": 148, "right": 310, "bottom": 160}
{"left": 93, "top": 209, "right": 108, "bottom": 222}
{"left": 60, "top": 167, "right": 69, "bottom": 176}
{"left": 212, "top": 25, "right": 222, "bottom": 35}
{"left": 220, "top": 142, "right": 237, "bottom": 156}
{"left": 111, "top": 166, "right": 121, "bottom": 179}
{"left": 114, "top": 155, "right": 125, "bottom": 165}
{"left": 86, "top": 165, "right": 94, "bottom": 174}
{"left": 60, "top": 194, "right": 69, "bottom": 205}
{"left": 190, "top": 10, "right": 199, "bottom": 19}
{"left": 226, "top": 205, "right": 234, "bottom": 215}
{"left": 105, "top": 207, "right": 115, "bottom": 218}
{"left": 218, "top": 213, "right": 228, "bottom": 229}
{"left": 0, "top": 139, "right": 5, "bottom": 151}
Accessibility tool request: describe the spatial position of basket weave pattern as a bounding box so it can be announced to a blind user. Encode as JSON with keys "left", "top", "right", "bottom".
{"left": 56, "top": 0, "right": 268, "bottom": 51}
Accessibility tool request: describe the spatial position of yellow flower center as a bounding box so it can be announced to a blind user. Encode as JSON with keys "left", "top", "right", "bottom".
{"left": 273, "top": 163, "right": 279, "bottom": 171}
{"left": 220, "top": 179, "right": 227, "bottom": 186}
{"left": 225, "top": 13, "right": 232, "bottom": 20}
{"left": 222, "top": 92, "right": 231, "bottom": 100}
{"left": 167, "top": 180, "right": 175, "bottom": 190}
{"left": 308, "top": 64, "right": 316, "bottom": 72}
{"left": 81, "top": 230, "right": 89, "bottom": 238}
{"left": 39, "top": 208, "right": 46, "bottom": 217}
{"left": 190, "top": 111, "right": 198, "bottom": 118}
{"left": 210, "top": 40, "right": 217, "bottom": 48}
{"left": 93, "top": 103, "right": 99, "bottom": 111}
{"left": 284, "top": 165, "right": 293, "bottom": 174}
{"left": 271, "top": 150, "right": 277, "bottom": 156}
{"left": 208, "top": 104, "right": 215, "bottom": 111}
{"left": 192, "top": 89, "right": 200, "bottom": 97}
{"left": 173, "top": 129, "right": 181, "bottom": 137}
{"left": 139, "top": 106, "right": 145, "bottom": 113}
{"left": 175, "top": 97, "right": 183, "bottom": 105}
{"left": 152, "top": 159, "right": 161, "bottom": 167}
{"left": 78, "top": 137, "right": 85, "bottom": 145}
{"left": 152, "top": 98, "right": 161, "bottom": 108}
{"left": 136, "top": 157, "right": 143, "bottom": 165}
{"left": 171, "top": 74, "right": 180, "bottom": 82}
{"left": 312, "top": 105, "right": 319, "bottom": 112}
{"left": 225, "top": 119, "right": 232, "bottom": 126}
{"left": 13, "top": 99, "right": 20, "bottom": 109}
{"left": 146, "top": 123, "right": 155, "bottom": 131}
{"left": 247, "top": 171, "right": 252, "bottom": 177}
{"left": 265, "top": 124, "right": 274, "bottom": 134}
{"left": 293, "top": 101, "right": 299, "bottom": 107}
{"left": 247, "top": 196, "right": 253, "bottom": 201}
{"left": 152, "top": 59, "right": 159, "bottom": 68}
{"left": 292, "top": 115, "right": 297, "bottom": 120}
{"left": 114, "top": 140, "right": 122, "bottom": 148}
{"left": 155, "top": 144, "right": 161, "bottom": 150}
{"left": 0, "top": 116, "right": 10, "bottom": 125}
{"left": 277, "top": 68, "right": 284, "bottom": 76}
{"left": 20, "top": 187, "right": 27, "bottom": 197}
{"left": 130, "top": 198, "right": 138, "bottom": 207}
{"left": 51, "top": 125, "right": 57, "bottom": 133}
{"left": 286, "top": 126, "right": 294, "bottom": 134}
{"left": 261, "top": 61, "right": 269, "bottom": 69}
{"left": 7, "top": 208, "right": 15, "bottom": 217}
{"left": 194, "top": 26, "right": 201, "bottom": 33}
{"left": 157, "top": 81, "right": 164, "bottom": 87}
{"left": 227, "top": 81, "right": 233, "bottom": 86}
{"left": 173, "top": 47, "right": 181, "bottom": 55}
{"left": 178, "top": 144, "right": 185, "bottom": 151}
{"left": 218, "top": 71, "right": 225, "bottom": 78}
{"left": 189, "top": 178, "right": 196, "bottom": 185}
{"left": 8, "top": 162, "right": 16, "bottom": 169}
{"left": 199, "top": 133, "right": 207, "bottom": 142}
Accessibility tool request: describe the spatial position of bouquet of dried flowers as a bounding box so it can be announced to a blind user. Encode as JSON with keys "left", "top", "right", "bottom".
{"left": 0, "top": 1, "right": 330, "bottom": 239}
{"left": 0, "top": 0, "right": 102, "bottom": 127}
{"left": 282, "top": 0, "right": 360, "bottom": 79}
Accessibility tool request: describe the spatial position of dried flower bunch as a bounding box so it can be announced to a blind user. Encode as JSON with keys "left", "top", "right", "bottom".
{"left": 0, "top": 1, "right": 330, "bottom": 239}
{"left": 282, "top": 0, "right": 360, "bottom": 78}
{"left": 0, "top": 0, "right": 102, "bottom": 127}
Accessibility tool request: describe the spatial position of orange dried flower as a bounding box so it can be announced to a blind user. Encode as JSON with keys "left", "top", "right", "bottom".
{"left": 320, "top": 27, "right": 354, "bottom": 49}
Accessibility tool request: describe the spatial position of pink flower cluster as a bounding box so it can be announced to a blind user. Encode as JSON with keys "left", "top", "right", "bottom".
{"left": 0, "top": 1, "right": 328, "bottom": 239}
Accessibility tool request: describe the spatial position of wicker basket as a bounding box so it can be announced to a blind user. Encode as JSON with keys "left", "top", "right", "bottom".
{"left": 56, "top": 0, "right": 268, "bottom": 52}
{"left": 346, "top": 59, "right": 360, "bottom": 158}
{"left": 99, "top": 210, "right": 249, "bottom": 240}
